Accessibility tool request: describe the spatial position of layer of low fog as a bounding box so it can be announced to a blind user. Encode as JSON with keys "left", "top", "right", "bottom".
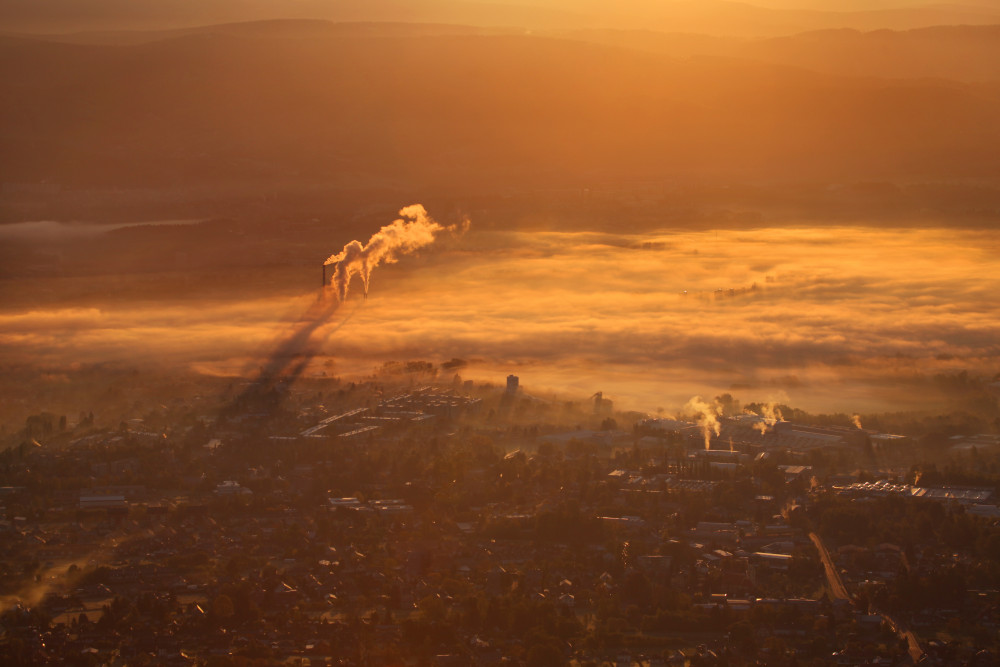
{"left": 2, "top": 224, "right": 997, "bottom": 416}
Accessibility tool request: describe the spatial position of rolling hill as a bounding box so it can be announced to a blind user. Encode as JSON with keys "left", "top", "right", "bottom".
{"left": 1, "top": 21, "right": 998, "bottom": 191}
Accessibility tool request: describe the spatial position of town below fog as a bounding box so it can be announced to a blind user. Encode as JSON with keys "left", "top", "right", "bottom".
{"left": 3, "top": 367, "right": 999, "bottom": 666}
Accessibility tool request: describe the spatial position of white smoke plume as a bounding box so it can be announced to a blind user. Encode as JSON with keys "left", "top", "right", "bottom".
{"left": 852, "top": 414, "right": 863, "bottom": 429}
{"left": 324, "top": 204, "right": 466, "bottom": 300}
{"left": 684, "top": 395, "right": 722, "bottom": 450}
{"left": 749, "top": 401, "right": 784, "bottom": 436}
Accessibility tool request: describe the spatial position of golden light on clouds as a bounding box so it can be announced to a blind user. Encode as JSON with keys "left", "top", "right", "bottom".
{"left": 2, "top": 225, "right": 998, "bottom": 414}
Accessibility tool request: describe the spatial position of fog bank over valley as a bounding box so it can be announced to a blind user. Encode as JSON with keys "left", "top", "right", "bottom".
{"left": 2, "top": 222, "right": 997, "bottom": 425}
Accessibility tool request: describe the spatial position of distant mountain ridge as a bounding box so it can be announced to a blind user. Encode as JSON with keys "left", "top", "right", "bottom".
{"left": 552, "top": 24, "right": 1000, "bottom": 82}
{"left": 1, "top": 0, "right": 999, "bottom": 35}
{"left": 13, "top": 18, "right": 1000, "bottom": 82}
{"left": 7, "top": 19, "right": 515, "bottom": 47}
{"left": 1, "top": 20, "right": 997, "bottom": 189}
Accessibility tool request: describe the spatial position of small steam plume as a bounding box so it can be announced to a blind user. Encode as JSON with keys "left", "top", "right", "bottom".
{"left": 852, "top": 414, "right": 863, "bottom": 429}
{"left": 684, "top": 395, "right": 722, "bottom": 450}
{"left": 748, "top": 401, "right": 784, "bottom": 436}
{"left": 324, "top": 204, "right": 467, "bottom": 300}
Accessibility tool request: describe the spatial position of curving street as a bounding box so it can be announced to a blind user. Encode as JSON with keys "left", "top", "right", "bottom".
{"left": 810, "top": 532, "right": 924, "bottom": 663}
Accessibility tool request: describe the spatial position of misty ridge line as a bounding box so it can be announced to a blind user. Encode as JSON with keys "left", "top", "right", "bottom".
{"left": 3, "top": 0, "right": 1000, "bottom": 37}
{"left": 3, "top": 19, "right": 1000, "bottom": 191}
{"left": 11, "top": 17, "right": 1000, "bottom": 84}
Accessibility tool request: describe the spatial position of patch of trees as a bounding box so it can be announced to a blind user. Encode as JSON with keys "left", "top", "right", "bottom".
{"left": 809, "top": 494, "right": 1000, "bottom": 569}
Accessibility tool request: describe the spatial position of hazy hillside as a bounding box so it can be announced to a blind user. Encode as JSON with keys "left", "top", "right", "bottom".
{"left": 556, "top": 0, "right": 1000, "bottom": 36}
{"left": 10, "top": 19, "right": 513, "bottom": 46}
{"left": 1, "top": 22, "right": 998, "bottom": 191}
{"left": 0, "top": 0, "right": 583, "bottom": 34}
{"left": 747, "top": 25, "right": 1000, "bottom": 82}
{"left": 556, "top": 25, "right": 1000, "bottom": 82}
{"left": 2, "top": 0, "right": 999, "bottom": 36}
